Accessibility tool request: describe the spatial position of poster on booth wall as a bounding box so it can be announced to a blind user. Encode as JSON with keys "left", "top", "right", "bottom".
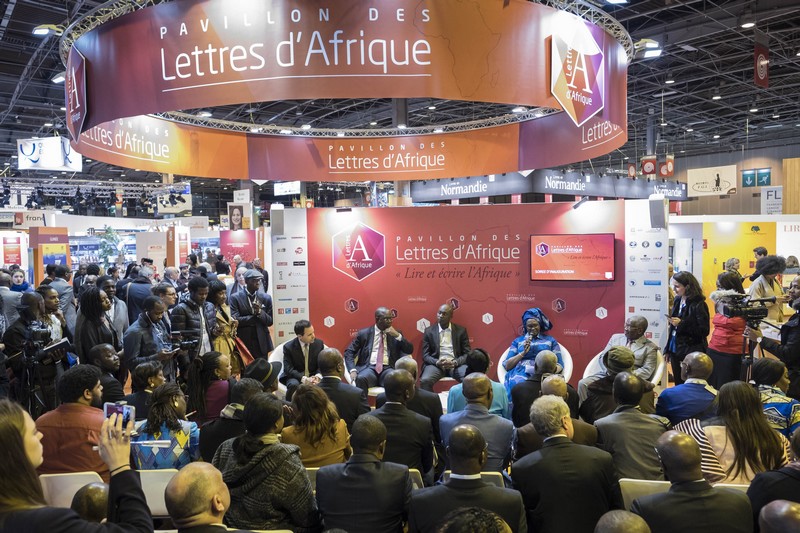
{"left": 220, "top": 230, "right": 257, "bottom": 263}
{"left": 306, "top": 203, "right": 627, "bottom": 380}
{"left": 686, "top": 164, "right": 737, "bottom": 196}
{"left": 42, "top": 243, "right": 68, "bottom": 266}
{"left": 3, "top": 237, "right": 21, "bottom": 265}
{"left": 227, "top": 203, "right": 252, "bottom": 230}
{"left": 270, "top": 209, "right": 309, "bottom": 344}
{"left": 624, "top": 200, "right": 669, "bottom": 351}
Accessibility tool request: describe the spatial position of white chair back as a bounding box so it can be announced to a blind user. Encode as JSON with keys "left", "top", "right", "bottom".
{"left": 268, "top": 342, "right": 287, "bottom": 398}
{"left": 138, "top": 468, "right": 178, "bottom": 517}
{"left": 619, "top": 478, "right": 671, "bottom": 510}
{"left": 583, "top": 349, "right": 666, "bottom": 387}
{"left": 408, "top": 468, "right": 425, "bottom": 490}
{"left": 306, "top": 467, "right": 319, "bottom": 492}
{"left": 39, "top": 472, "right": 104, "bottom": 508}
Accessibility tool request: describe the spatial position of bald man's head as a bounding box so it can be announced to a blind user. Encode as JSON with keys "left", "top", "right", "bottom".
{"left": 383, "top": 369, "right": 415, "bottom": 403}
{"left": 682, "top": 352, "right": 713, "bottom": 380}
{"left": 534, "top": 350, "right": 558, "bottom": 374}
{"left": 656, "top": 431, "right": 702, "bottom": 483}
{"left": 462, "top": 372, "right": 492, "bottom": 407}
{"left": 613, "top": 372, "right": 644, "bottom": 406}
{"left": 541, "top": 374, "right": 568, "bottom": 400}
{"left": 759, "top": 500, "right": 800, "bottom": 533}
{"left": 595, "top": 510, "right": 651, "bottom": 533}
{"left": 70, "top": 482, "right": 108, "bottom": 523}
{"left": 447, "top": 424, "right": 487, "bottom": 475}
{"left": 395, "top": 356, "right": 418, "bottom": 380}
{"left": 165, "top": 462, "right": 230, "bottom": 527}
{"left": 317, "top": 348, "right": 344, "bottom": 376}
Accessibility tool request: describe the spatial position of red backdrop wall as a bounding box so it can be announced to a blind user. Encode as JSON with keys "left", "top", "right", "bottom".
{"left": 307, "top": 202, "right": 626, "bottom": 383}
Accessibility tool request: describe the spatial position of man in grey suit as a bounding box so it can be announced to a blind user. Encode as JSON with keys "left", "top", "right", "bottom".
{"left": 0, "top": 272, "right": 21, "bottom": 327}
{"left": 595, "top": 372, "right": 670, "bottom": 481}
{"left": 631, "top": 431, "right": 752, "bottom": 533}
{"left": 408, "top": 424, "right": 527, "bottom": 533}
{"left": 439, "top": 373, "right": 514, "bottom": 473}
{"left": 49, "top": 265, "right": 77, "bottom": 337}
{"left": 316, "top": 415, "right": 411, "bottom": 533}
{"left": 419, "top": 303, "right": 471, "bottom": 391}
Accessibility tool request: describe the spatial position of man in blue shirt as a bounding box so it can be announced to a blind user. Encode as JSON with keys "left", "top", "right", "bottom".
{"left": 447, "top": 349, "right": 510, "bottom": 419}
{"left": 656, "top": 352, "right": 717, "bottom": 425}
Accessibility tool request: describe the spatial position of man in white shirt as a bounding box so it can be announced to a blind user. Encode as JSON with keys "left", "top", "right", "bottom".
{"left": 420, "top": 304, "right": 471, "bottom": 391}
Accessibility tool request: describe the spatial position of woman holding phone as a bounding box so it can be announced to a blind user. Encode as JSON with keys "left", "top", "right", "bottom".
{"left": 0, "top": 400, "right": 153, "bottom": 532}
{"left": 666, "top": 271, "right": 710, "bottom": 385}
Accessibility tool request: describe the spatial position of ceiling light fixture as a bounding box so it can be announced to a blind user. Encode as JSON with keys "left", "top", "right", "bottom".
{"left": 196, "top": 110, "right": 212, "bottom": 118}
{"left": 43, "top": 122, "right": 53, "bottom": 127}
{"left": 427, "top": 105, "right": 436, "bottom": 110}
{"left": 32, "top": 24, "right": 63, "bottom": 36}
{"left": 300, "top": 124, "right": 312, "bottom": 130}
{"left": 605, "top": 0, "right": 628, "bottom": 4}
{"left": 369, "top": 120, "right": 378, "bottom": 126}
{"left": 713, "top": 134, "right": 720, "bottom": 139}
{"left": 739, "top": 9, "right": 756, "bottom": 29}
{"left": 397, "top": 124, "right": 407, "bottom": 129}
{"left": 279, "top": 129, "right": 292, "bottom": 134}
{"left": 51, "top": 71, "right": 66, "bottom": 84}
{"left": 511, "top": 107, "right": 527, "bottom": 113}
{"left": 664, "top": 72, "right": 675, "bottom": 84}
{"left": 686, "top": 128, "right": 694, "bottom": 132}
{"left": 772, "top": 114, "right": 780, "bottom": 119}
{"left": 711, "top": 88, "right": 722, "bottom": 101}
{"left": 749, "top": 104, "right": 759, "bottom": 113}
{"left": 336, "top": 132, "right": 345, "bottom": 137}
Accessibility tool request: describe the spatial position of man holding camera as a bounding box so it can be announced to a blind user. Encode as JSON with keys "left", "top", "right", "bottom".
{"left": 123, "top": 296, "right": 180, "bottom": 381}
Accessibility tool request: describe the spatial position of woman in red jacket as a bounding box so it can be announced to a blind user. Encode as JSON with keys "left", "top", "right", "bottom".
{"left": 707, "top": 271, "right": 747, "bottom": 389}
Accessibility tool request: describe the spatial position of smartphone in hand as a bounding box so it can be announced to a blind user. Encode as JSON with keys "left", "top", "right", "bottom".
{"left": 103, "top": 402, "right": 136, "bottom": 428}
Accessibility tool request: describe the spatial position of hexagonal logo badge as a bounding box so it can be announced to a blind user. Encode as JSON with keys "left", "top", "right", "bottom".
{"left": 332, "top": 222, "right": 386, "bottom": 281}
{"left": 552, "top": 298, "right": 567, "bottom": 313}
{"left": 482, "top": 313, "right": 494, "bottom": 325}
{"left": 551, "top": 20, "right": 605, "bottom": 127}
{"left": 595, "top": 307, "right": 608, "bottom": 319}
{"left": 448, "top": 298, "right": 460, "bottom": 310}
{"left": 416, "top": 318, "right": 431, "bottom": 334}
{"left": 345, "top": 298, "right": 359, "bottom": 313}
{"left": 535, "top": 242, "right": 550, "bottom": 257}
{"left": 323, "top": 316, "right": 335, "bottom": 328}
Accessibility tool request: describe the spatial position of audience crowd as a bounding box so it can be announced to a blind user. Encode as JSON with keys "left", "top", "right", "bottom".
{"left": 0, "top": 254, "right": 798, "bottom": 533}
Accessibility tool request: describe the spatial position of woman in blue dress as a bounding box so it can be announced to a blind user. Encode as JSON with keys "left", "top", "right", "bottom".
{"left": 503, "top": 308, "right": 562, "bottom": 400}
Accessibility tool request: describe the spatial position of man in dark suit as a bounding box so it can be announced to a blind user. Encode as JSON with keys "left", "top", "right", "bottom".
{"left": 419, "top": 304, "right": 471, "bottom": 391}
{"left": 376, "top": 356, "right": 443, "bottom": 447}
{"left": 317, "top": 348, "right": 370, "bottom": 432}
{"left": 512, "top": 350, "right": 578, "bottom": 426}
{"left": 512, "top": 395, "right": 622, "bottom": 533}
{"left": 367, "top": 369, "right": 434, "bottom": 484}
{"left": 439, "top": 373, "right": 514, "bottom": 473}
{"left": 344, "top": 306, "right": 413, "bottom": 394}
{"left": 281, "top": 319, "right": 325, "bottom": 401}
{"left": 631, "top": 431, "right": 752, "bottom": 533}
{"left": 229, "top": 269, "right": 273, "bottom": 359}
{"left": 409, "top": 424, "right": 526, "bottom": 533}
{"left": 316, "top": 415, "right": 411, "bottom": 533}
{"left": 514, "top": 375, "right": 597, "bottom": 461}
{"left": 165, "top": 462, "right": 255, "bottom": 533}
{"left": 747, "top": 428, "right": 800, "bottom": 530}
{"left": 86, "top": 344, "right": 125, "bottom": 405}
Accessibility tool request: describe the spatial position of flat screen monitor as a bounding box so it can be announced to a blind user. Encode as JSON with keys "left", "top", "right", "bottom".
{"left": 530, "top": 233, "right": 615, "bottom": 281}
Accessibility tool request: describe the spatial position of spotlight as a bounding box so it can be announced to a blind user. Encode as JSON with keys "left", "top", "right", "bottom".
{"left": 572, "top": 196, "right": 590, "bottom": 210}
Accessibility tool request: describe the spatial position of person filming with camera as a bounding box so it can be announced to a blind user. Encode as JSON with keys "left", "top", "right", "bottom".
{"left": 746, "top": 276, "right": 800, "bottom": 400}
{"left": 123, "top": 296, "right": 180, "bottom": 382}
{"left": 170, "top": 276, "right": 214, "bottom": 375}
{"left": 3, "top": 292, "right": 69, "bottom": 415}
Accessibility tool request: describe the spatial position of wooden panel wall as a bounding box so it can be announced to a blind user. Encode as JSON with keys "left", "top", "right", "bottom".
{"left": 784, "top": 157, "right": 800, "bottom": 214}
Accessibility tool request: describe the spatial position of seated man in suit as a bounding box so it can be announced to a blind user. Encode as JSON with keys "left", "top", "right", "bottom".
{"left": 316, "top": 415, "right": 412, "bottom": 533}
{"left": 594, "top": 372, "right": 670, "bottom": 481}
{"left": 511, "top": 350, "right": 578, "bottom": 427}
{"left": 317, "top": 348, "right": 370, "bottom": 432}
{"left": 165, "top": 462, "right": 237, "bottom": 532}
{"left": 377, "top": 357, "right": 444, "bottom": 450}
{"left": 595, "top": 511, "right": 651, "bottom": 533}
{"left": 631, "top": 431, "right": 752, "bottom": 533}
{"left": 408, "top": 424, "right": 526, "bottom": 533}
{"left": 448, "top": 349, "right": 510, "bottom": 419}
{"left": 511, "top": 395, "right": 622, "bottom": 533}
{"left": 439, "top": 373, "right": 514, "bottom": 473}
{"left": 420, "top": 304, "right": 471, "bottom": 391}
{"left": 655, "top": 351, "right": 717, "bottom": 425}
{"left": 367, "top": 369, "right": 434, "bottom": 484}
{"left": 344, "top": 306, "right": 413, "bottom": 395}
{"left": 281, "top": 319, "right": 325, "bottom": 401}
{"left": 515, "top": 375, "right": 596, "bottom": 461}
{"left": 748, "top": 428, "right": 800, "bottom": 528}
{"left": 86, "top": 344, "right": 125, "bottom": 405}
{"left": 579, "top": 316, "right": 659, "bottom": 398}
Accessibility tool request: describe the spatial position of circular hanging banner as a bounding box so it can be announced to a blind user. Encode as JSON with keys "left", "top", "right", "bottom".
{"left": 66, "top": 0, "right": 628, "bottom": 180}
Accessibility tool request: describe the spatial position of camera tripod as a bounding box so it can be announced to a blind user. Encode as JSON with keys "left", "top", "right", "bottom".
{"left": 13, "top": 351, "right": 51, "bottom": 420}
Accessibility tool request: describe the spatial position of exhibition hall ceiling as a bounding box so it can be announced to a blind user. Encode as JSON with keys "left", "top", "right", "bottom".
{"left": 0, "top": 0, "right": 798, "bottom": 195}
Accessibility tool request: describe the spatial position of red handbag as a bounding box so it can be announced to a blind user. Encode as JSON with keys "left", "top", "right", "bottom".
{"left": 233, "top": 337, "right": 255, "bottom": 367}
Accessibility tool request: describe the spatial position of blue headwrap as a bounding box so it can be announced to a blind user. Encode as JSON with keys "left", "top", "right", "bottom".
{"left": 521, "top": 307, "right": 553, "bottom": 332}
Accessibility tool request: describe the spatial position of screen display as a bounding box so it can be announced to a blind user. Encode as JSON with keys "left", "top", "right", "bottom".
{"left": 530, "top": 234, "right": 615, "bottom": 281}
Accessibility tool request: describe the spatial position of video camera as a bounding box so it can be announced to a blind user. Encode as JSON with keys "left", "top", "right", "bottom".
{"left": 721, "top": 294, "right": 772, "bottom": 326}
